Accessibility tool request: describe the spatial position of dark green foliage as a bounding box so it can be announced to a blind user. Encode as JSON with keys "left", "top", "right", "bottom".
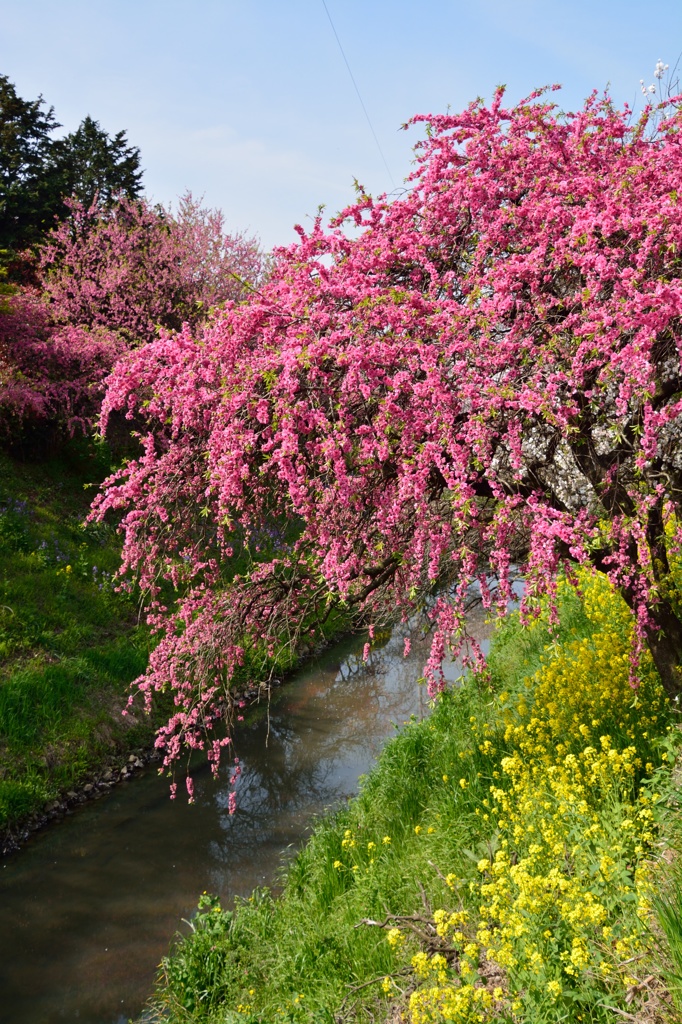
{"left": 56, "top": 114, "right": 142, "bottom": 210}
{"left": 0, "top": 74, "right": 63, "bottom": 251}
{"left": 0, "top": 73, "right": 143, "bottom": 255}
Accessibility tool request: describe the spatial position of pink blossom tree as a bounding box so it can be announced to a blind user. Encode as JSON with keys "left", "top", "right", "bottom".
{"left": 0, "top": 193, "right": 264, "bottom": 441}
{"left": 40, "top": 192, "right": 265, "bottom": 345}
{"left": 39, "top": 197, "right": 181, "bottom": 345}
{"left": 92, "top": 88, "right": 682, "bottom": 775}
{"left": 171, "top": 191, "right": 267, "bottom": 318}
{"left": 0, "top": 286, "right": 124, "bottom": 438}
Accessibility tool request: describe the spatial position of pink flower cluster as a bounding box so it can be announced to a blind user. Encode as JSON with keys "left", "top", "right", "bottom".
{"left": 41, "top": 193, "right": 265, "bottom": 345}
{"left": 0, "top": 193, "right": 264, "bottom": 439}
{"left": 91, "top": 87, "right": 682, "bottom": 776}
{"left": 0, "top": 287, "right": 124, "bottom": 437}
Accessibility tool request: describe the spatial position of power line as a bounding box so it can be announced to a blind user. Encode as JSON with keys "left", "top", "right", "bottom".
{"left": 320, "top": 0, "right": 396, "bottom": 188}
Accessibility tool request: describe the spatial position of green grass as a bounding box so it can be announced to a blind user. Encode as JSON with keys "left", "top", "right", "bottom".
{"left": 650, "top": 796, "right": 682, "bottom": 1017}
{"left": 145, "top": 584, "right": 680, "bottom": 1024}
{"left": 151, "top": 688, "right": 494, "bottom": 1023}
{"left": 0, "top": 436, "right": 351, "bottom": 835}
{"left": 0, "top": 438, "right": 156, "bottom": 831}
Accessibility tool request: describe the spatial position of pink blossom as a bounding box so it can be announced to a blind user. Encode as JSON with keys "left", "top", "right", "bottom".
{"left": 90, "top": 86, "right": 682, "bottom": 784}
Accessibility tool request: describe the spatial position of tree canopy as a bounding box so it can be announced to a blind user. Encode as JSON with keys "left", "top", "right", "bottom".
{"left": 57, "top": 115, "right": 142, "bottom": 210}
{"left": 40, "top": 192, "right": 265, "bottom": 345}
{"left": 92, "top": 87, "right": 682, "bottom": 773}
{"left": 0, "top": 74, "right": 62, "bottom": 250}
{"left": 0, "top": 74, "right": 142, "bottom": 253}
{"left": 0, "top": 192, "right": 264, "bottom": 441}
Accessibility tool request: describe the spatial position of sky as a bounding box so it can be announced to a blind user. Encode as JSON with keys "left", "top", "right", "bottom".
{"left": 3, "top": 0, "right": 682, "bottom": 250}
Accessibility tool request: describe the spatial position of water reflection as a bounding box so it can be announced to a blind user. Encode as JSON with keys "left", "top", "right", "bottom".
{"left": 0, "top": 615, "right": 490, "bottom": 1024}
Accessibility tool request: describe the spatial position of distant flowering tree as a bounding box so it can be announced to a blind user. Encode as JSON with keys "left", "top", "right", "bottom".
{"left": 0, "top": 287, "right": 124, "bottom": 437}
{"left": 171, "top": 191, "right": 267, "bottom": 318}
{"left": 40, "top": 192, "right": 265, "bottom": 345}
{"left": 92, "top": 87, "right": 682, "bottom": 776}
{"left": 0, "top": 193, "right": 264, "bottom": 440}
{"left": 39, "top": 196, "right": 181, "bottom": 345}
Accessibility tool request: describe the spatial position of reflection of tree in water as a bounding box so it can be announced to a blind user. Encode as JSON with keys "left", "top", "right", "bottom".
{"left": 202, "top": 640, "right": 421, "bottom": 861}
{"left": 203, "top": 607, "right": 495, "bottom": 868}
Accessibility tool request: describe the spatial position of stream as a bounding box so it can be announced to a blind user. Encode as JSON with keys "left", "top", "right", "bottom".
{"left": 0, "top": 615, "right": 490, "bottom": 1024}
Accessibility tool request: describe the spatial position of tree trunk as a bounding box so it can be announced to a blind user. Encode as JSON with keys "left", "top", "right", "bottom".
{"left": 645, "top": 599, "right": 682, "bottom": 700}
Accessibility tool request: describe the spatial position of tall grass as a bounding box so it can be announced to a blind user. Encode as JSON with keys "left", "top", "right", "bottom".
{"left": 651, "top": 806, "right": 682, "bottom": 1017}
{"left": 147, "top": 577, "right": 680, "bottom": 1024}
{"left": 0, "top": 441, "right": 154, "bottom": 830}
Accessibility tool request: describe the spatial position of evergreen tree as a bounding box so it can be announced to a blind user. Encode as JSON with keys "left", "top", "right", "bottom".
{"left": 0, "top": 74, "right": 144, "bottom": 253}
{"left": 57, "top": 115, "right": 143, "bottom": 209}
{"left": 0, "top": 74, "right": 62, "bottom": 250}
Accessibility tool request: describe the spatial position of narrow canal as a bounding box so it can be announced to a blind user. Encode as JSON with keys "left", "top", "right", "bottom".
{"left": 0, "top": 616, "right": 490, "bottom": 1024}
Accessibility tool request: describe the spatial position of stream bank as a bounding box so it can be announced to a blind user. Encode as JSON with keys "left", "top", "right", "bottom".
{"left": 1, "top": 664, "right": 320, "bottom": 856}
{"left": 0, "top": 439, "right": 351, "bottom": 855}
{"left": 0, "top": 442, "right": 153, "bottom": 842}
{"left": 148, "top": 576, "right": 680, "bottom": 1024}
{"left": 1, "top": 620, "right": 470, "bottom": 1024}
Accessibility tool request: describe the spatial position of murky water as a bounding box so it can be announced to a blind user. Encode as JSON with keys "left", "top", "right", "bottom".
{"left": 0, "top": 617, "right": 490, "bottom": 1024}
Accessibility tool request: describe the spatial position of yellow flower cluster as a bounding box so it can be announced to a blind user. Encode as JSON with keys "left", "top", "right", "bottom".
{"left": 409, "top": 952, "right": 493, "bottom": 1024}
{"left": 333, "top": 830, "right": 393, "bottom": 875}
{"left": 401, "top": 571, "right": 671, "bottom": 1022}
{"left": 341, "top": 829, "right": 356, "bottom": 849}
{"left": 474, "top": 744, "right": 653, "bottom": 983}
{"left": 497, "top": 575, "right": 665, "bottom": 763}
{"left": 433, "top": 907, "right": 469, "bottom": 939}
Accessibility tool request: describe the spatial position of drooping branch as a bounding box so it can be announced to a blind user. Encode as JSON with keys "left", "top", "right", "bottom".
{"left": 92, "top": 86, "right": 682, "bottom": 774}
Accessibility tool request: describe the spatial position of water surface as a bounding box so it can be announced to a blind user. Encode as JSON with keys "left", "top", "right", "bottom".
{"left": 0, "top": 617, "right": 489, "bottom": 1024}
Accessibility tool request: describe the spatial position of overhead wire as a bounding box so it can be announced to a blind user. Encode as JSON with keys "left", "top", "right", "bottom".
{"left": 320, "top": 0, "right": 396, "bottom": 188}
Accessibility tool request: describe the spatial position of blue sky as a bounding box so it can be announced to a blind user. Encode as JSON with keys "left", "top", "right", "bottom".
{"left": 4, "top": 1, "right": 682, "bottom": 249}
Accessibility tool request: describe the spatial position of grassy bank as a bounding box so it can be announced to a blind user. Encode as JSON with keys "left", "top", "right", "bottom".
{"left": 0, "top": 439, "right": 155, "bottom": 832}
{"left": 147, "top": 573, "right": 682, "bottom": 1023}
{"left": 0, "top": 438, "right": 352, "bottom": 839}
